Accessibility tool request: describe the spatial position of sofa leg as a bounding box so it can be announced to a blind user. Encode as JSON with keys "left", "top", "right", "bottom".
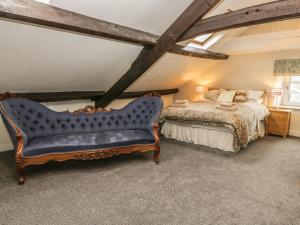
{"left": 153, "top": 149, "right": 160, "bottom": 164}
{"left": 17, "top": 167, "right": 26, "bottom": 185}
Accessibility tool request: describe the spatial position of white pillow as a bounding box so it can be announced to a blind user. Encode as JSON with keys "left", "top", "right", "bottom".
{"left": 217, "top": 90, "right": 237, "bottom": 103}
{"left": 247, "top": 90, "right": 264, "bottom": 101}
{"left": 204, "top": 90, "right": 221, "bottom": 101}
{"left": 257, "top": 98, "right": 264, "bottom": 104}
{"left": 203, "top": 88, "right": 226, "bottom": 101}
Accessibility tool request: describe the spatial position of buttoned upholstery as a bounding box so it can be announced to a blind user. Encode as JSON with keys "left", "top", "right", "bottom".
{"left": 0, "top": 96, "right": 163, "bottom": 157}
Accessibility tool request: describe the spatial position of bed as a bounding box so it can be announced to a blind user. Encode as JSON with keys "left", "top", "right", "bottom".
{"left": 160, "top": 89, "right": 269, "bottom": 153}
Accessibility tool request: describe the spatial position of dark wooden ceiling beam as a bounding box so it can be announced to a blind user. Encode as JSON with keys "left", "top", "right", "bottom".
{"left": 0, "top": 0, "right": 229, "bottom": 59}
{"left": 0, "top": 0, "right": 158, "bottom": 46}
{"left": 96, "top": 0, "right": 222, "bottom": 107}
{"left": 15, "top": 91, "right": 105, "bottom": 102}
{"left": 179, "top": 0, "right": 300, "bottom": 42}
{"left": 169, "top": 45, "right": 229, "bottom": 60}
{"left": 0, "top": 89, "right": 178, "bottom": 102}
{"left": 118, "top": 89, "right": 178, "bottom": 99}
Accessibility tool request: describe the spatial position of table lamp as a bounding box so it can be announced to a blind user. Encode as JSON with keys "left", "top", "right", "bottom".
{"left": 272, "top": 88, "right": 283, "bottom": 108}
{"left": 196, "top": 86, "right": 206, "bottom": 101}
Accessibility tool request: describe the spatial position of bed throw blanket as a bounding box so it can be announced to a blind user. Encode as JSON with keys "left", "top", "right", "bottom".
{"left": 161, "top": 102, "right": 269, "bottom": 152}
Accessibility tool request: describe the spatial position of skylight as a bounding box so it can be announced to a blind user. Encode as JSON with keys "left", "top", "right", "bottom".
{"left": 34, "top": 0, "right": 50, "bottom": 4}
{"left": 186, "top": 33, "right": 214, "bottom": 50}
{"left": 193, "top": 33, "right": 213, "bottom": 44}
{"left": 186, "top": 32, "right": 225, "bottom": 50}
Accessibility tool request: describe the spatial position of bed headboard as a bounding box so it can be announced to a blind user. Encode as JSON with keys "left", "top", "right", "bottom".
{"left": 207, "top": 87, "right": 269, "bottom": 106}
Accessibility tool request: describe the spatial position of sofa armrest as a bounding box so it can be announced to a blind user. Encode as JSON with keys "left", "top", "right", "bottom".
{"left": 152, "top": 122, "right": 160, "bottom": 145}
{"left": 0, "top": 103, "right": 28, "bottom": 148}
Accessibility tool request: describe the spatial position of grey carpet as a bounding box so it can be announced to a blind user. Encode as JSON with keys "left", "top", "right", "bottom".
{"left": 0, "top": 136, "right": 299, "bottom": 225}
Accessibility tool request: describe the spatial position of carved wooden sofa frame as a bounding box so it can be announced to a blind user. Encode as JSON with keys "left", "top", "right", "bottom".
{"left": 0, "top": 94, "right": 163, "bottom": 184}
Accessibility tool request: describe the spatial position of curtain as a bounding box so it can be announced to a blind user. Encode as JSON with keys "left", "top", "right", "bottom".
{"left": 274, "top": 59, "right": 300, "bottom": 76}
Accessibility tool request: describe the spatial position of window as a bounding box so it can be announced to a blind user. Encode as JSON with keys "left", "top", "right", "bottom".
{"left": 187, "top": 33, "right": 214, "bottom": 49}
{"left": 186, "top": 32, "right": 225, "bottom": 50}
{"left": 193, "top": 33, "right": 213, "bottom": 45}
{"left": 34, "top": 0, "right": 50, "bottom": 4}
{"left": 282, "top": 76, "right": 300, "bottom": 106}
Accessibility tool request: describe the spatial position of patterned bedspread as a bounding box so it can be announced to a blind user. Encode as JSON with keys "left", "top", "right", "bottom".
{"left": 161, "top": 102, "right": 269, "bottom": 151}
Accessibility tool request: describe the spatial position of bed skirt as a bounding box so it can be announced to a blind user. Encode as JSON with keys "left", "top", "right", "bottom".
{"left": 161, "top": 121, "right": 265, "bottom": 152}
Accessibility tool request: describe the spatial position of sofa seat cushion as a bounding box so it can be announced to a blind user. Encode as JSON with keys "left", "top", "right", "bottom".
{"left": 23, "top": 129, "right": 155, "bottom": 157}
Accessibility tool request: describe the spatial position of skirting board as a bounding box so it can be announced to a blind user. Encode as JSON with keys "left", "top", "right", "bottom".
{"left": 0, "top": 143, "right": 13, "bottom": 152}
{"left": 289, "top": 130, "right": 300, "bottom": 138}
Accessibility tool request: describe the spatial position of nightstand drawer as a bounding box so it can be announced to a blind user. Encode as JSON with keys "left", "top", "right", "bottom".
{"left": 267, "top": 117, "right": 285, "bottom": 127}
{"left": 267, "top": 124, "right": 285, "bottom": 135}
{"left": 269, "top": 111, "right": 288, "bottom": 120}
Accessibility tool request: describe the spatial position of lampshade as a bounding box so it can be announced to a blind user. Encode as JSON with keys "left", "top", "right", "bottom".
{"left": 196, "top": 86, "right": 205, "bottom": 93}
{"left": 272, "top": 88, "right": 283, "bottom": 97}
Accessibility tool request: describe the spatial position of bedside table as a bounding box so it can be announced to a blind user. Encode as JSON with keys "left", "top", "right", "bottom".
{"left": 266, "top": 108, "right": 292, "bottom": 138}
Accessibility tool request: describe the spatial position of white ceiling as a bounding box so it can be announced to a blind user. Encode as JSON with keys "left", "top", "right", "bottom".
{"left": 215, "top": 19, "right": 300, "bottom": 55}
{"left": 0, "top": 20, "right": 142, "bottom": 92}
{"left": 0, "top": 0, "right": 296, "bottom": 93}
{"left": 51, "top": 0, "right": 193, "bottom": 35}
{"left": 128, "top": 53, "right": 216, "bottom": 91}
{"left": 205, "top": 0, "right": 274, "bottom": 18}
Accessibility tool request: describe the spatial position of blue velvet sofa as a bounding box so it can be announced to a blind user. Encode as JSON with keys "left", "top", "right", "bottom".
{"left": 0, "top": 96, "right": 163, "bottom": 184}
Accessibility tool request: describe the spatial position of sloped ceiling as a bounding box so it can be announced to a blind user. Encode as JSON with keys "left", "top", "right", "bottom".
{"left": 0, "top": 0, "right": 288, "bottom": 93}
{"left": 214, "top": 19, "right": 300, "bottom": 55}
{"left": 0, "top": 0, "right": 193, "bottom": 92}
{"left": 205, "top": 0, "right": 274, "bottom": 17}
{"left": 0, "top": 20, "right": 142, "bottom": 92}
{"left": 128, "top": 53, "right": 216, "bottom": 91}
{"left": 51, "top": 0, "right": 193, "bottom": 36}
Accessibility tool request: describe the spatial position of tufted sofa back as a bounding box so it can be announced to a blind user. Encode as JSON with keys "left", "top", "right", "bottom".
{"left": 0, "top": 96, "right": 163, "bottom": 144}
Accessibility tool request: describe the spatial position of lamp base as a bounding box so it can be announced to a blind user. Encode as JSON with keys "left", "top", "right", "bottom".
{"left": 274, "top": 96, "right": 280, "bottom": 108}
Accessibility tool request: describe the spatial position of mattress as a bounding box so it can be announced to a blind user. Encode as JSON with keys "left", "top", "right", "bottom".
{"left": 161, "top": 120, "right": 265, "bottom": 152}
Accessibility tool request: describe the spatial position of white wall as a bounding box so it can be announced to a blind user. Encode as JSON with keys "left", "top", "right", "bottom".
{"left": 177, "top": 50, "right": 300, "bottom": 137}
{"left": 107, "top": 95, "right": 173, "bottom": 109}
